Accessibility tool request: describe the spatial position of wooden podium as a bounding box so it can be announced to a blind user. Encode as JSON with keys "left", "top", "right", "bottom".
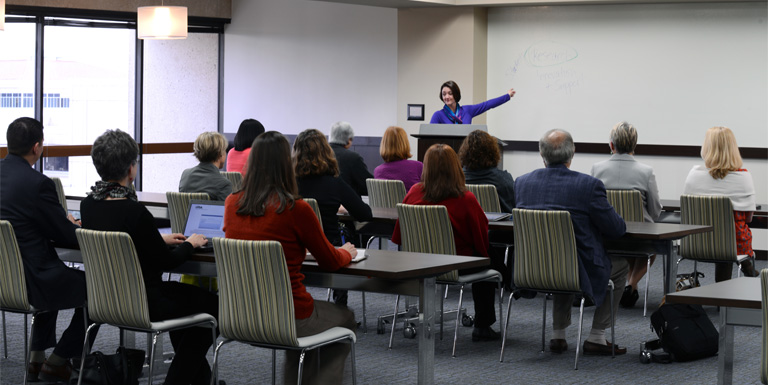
{"left": 412, "top": 124, "right": 488, "bottom": 162}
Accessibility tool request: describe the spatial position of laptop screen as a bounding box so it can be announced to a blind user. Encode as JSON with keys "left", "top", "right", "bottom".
{"left": 183, "top": 200, "right": 226, "bottom": 239}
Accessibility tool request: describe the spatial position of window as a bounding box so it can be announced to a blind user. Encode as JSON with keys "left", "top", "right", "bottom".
{"left": 0, "top": 22, "right": 36, "bottom": 145}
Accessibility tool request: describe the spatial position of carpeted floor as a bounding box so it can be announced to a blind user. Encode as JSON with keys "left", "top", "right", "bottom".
{"left": 1, "top": 258, "right": 763, "bottom": 384}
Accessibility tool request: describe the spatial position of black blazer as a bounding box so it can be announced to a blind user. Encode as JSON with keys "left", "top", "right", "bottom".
{"left": 331, "top": 143, "right": 373, "bottom": 197}
{"left": 0, "top": 154, "right": 85, "bottom": 310}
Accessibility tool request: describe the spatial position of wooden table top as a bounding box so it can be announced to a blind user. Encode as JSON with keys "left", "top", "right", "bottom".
{"left": 190, "top": 249, "right": 490, "bottom": 280}
{"left": 665, "top": 277, "right": 762, "bottom": 309}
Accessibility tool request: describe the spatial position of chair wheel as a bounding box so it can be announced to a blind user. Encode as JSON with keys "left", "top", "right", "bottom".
{"left": 403, "top": 323, "right": 417, "bottom": 339}
{"left": 461, "top": 314, "right": 474, "bottom": 327}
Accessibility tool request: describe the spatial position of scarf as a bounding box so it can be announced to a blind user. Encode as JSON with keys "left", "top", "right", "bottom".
{"left": 442, "top": 104, "right": 462, "bottom": 124}
{"left": 89, "top": 181, "right": 138, "bottom": 201}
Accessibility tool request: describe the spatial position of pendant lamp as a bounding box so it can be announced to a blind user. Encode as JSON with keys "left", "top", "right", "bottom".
{"left": 137, "top": 4, "right": 187, "bottom": 40}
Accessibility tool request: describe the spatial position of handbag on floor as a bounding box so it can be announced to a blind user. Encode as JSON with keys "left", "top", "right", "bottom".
{"left": 648, "top": 303, "right": 718, "bottom": 362}
{"left": 78, "top": 347, "right": 145, "bottom": 385}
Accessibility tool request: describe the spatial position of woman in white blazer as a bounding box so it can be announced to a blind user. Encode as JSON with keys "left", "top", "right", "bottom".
{"left": 591, "top": 121, "right": 662, "bottom": 308}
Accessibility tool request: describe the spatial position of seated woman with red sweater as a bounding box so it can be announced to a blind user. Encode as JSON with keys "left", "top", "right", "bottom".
{"left": 223, "top": 131, "right": 357, "bottom": 385}
{"left": 391, "top": 143, "right": 500, "bottom": 342}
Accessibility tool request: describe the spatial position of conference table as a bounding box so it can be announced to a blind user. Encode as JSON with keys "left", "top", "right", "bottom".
{"left": 347, "top": 207, "right": 712, "bottom": 295}
{"left": 665, "top": 277, "right": 763, "bottom": 385}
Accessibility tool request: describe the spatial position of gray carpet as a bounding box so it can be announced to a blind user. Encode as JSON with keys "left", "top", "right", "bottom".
{"left": 1, "top": 259, "right": 763, "bottom": 384}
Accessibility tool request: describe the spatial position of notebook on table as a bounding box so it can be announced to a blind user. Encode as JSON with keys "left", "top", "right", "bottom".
{"left": 485, "top": 212, "right": 512, "bottom": 222}
{"left": 183, "top": 200, "right": 226, "bottom": 252}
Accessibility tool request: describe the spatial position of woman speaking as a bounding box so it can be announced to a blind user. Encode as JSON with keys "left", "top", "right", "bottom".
{"left": 430, "top": 80, "right": 516, "bottom": 124}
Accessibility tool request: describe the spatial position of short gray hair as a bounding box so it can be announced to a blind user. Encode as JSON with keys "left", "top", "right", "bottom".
{"left": 539, "top": 129, "right": 575, "bottom": 166}
{"left": 609, "top": 121, "right": 637, "bottom": 154}
{"left": 329, "top": 121, "right": 354, "bottom": 145}
{"left": 91, "top": 129, "right": 139, "bottom": 181}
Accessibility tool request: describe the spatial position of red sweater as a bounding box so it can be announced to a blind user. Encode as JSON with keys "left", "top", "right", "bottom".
{"left": 391, "top": 184, "right": 489, "bottom": 258}
{"left": 223, "top": 193, "right": 352, "bottom": 319}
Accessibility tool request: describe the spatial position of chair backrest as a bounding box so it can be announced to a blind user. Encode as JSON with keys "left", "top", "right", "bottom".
{"left": 166, "top": 192, "right": 210, "bottom": 233}
{"left": 466, "top": 184, "right": 502, "bottom": 213}
{"left": 51, "top": 177, "right": 68, "bottom": 211}
{"left": 395, "top": 204, "right": 458, "bottom": 281}
{"left": 761, "top": 269, "right": 768, "bottom": 384}
{"left": 606, "top": 189, "right": 644, "bottom": 222}
{"left": 511, "top": 209, "right": 581, "bottom": 292}
{"left": 366, "top": 179, "right": 407, "bottom": 209}
{"left": 304, "top": 198, "right": 323, "bottom": 231}
{"left": 212, "top": 238, "right": 298, "bottom": 346}
{"left": 75, "top": 229, "right": 152, "bottom": 329}
{"left": 0, "top": 220, "right": 32, "bottom": 312}
{"left": 220, "top": 171, "right": 243, "bottom": 191}
{"left": 679, "top": 194, "right": 737, "bottom": 261}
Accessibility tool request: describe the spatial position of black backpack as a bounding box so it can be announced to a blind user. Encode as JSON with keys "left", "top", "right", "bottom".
{"left": 649, "top": 303, "right": 718, "bottom": 362}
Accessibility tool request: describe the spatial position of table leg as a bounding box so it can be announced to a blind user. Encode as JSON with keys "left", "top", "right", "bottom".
{"left": 664, "top": 240, "right": 678, "bottom": 295}
{"left": 418, "top": 277, "right": 437, "bottom": 385}
{"left": 718, "top": 307, "right": 734, "bottom": 385}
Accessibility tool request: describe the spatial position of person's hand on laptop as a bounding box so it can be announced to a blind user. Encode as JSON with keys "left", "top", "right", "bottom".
{"left": 162, "top": 233, "right": 188, "bottom": 246}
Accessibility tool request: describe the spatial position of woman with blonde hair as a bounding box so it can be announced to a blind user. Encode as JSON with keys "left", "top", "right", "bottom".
{"left": 683, "top": 126, "right": 757, "bottom": 280}
{"left": 374, "top": 126, "right": 423, "bottom": 191}
{"left": 179, "top": 131, "right": 232, "bottom": 201}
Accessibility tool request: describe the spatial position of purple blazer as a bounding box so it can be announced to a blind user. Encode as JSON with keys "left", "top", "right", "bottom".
{"left": 429, "top": 94, "right": 511, "bottom": 124}
{"left": 514, "top": 164, "right": 626, "bottom": 307}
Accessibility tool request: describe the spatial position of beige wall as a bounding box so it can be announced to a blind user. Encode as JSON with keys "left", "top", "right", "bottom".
{"left": 7, "top": 0, "right": 231, "bottom": 19}
{"left": 397, "top": 7, "right": 487, "bottom": 155}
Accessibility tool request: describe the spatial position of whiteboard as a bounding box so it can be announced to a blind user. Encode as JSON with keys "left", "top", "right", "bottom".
{"left": 487, "top": 3, "right": 768, "bottom": 147}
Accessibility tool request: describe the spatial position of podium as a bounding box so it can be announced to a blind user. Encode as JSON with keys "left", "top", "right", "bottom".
{"left": 412, "top": 124, "right": 488, "bottom": 162}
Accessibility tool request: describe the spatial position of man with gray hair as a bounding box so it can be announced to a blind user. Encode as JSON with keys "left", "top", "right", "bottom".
{"left": 514, "top": 129, "right": 629, "bottom": 356}
{"left": 329, "top": 121, "right": 373, "bottom": 197}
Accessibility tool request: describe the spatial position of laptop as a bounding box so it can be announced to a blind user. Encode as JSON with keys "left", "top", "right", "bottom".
{"left": 183, "top": 200, "right": 226, "bottom": 251}
{"left": 485, "top": 212, "right": 512, "bottom": 222}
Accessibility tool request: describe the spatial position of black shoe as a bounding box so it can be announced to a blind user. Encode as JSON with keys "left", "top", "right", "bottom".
{"left": 620, "top": 286, "right": 639, "bottom": 308}
{"left": 27, "top": 361, "right": 42, "bottom": 382}
{"left": 583, "top": 340, "right": 627, "bottom": 356}
{"left": 472, "top": 326, "right": 500, "bottom": 342}
{"left": 549, "top": 339, "right": 568, "bottom": 354}
{"left": 741, "top": 262, "right": 759, "bottom": 277}
{"left": 332, "top": 289, "right": 349, "bottom": 307}
{"left": 572, "top": 296, "right": 594, "bottom": 308}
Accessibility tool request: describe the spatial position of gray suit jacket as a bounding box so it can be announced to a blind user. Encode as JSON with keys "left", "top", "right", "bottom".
{"left": 590, "top": 154, "right": 662, "bottom": 223}
{"left": 179, "top": 162, "right": 233, "bottom": 201}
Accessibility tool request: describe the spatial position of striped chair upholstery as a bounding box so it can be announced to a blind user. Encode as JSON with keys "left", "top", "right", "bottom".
{"left": 761, "top": 269, "right": 768, "bottom": 384}
{"left": 211, "top": 238, "right": 357, "bottom": 385}
{"left": 366, "top": 179, "right": 406, "bottom": 209}
{"left": 51, "top": 177, "right": 68, "bottom": 211}
{"left": 304, "top": 198, "right": 323, "bottom": 232}
{"left": 679, "top": 195, "right": 750, "bottom": 277}
{"left": 606, "top": 190, "right": 644, "bottom": 222}
{"left": 394, "top": 204, "right": 502, "bottom": 357}
{"left": 0, "top": 220, "right": 39, "bottom": 384}
{"left": 606, "top": 189, "right": 654, "bottom": 316}
{"left": 75, "top": 229, "right": 217, "bottom": 385}
{"left": 466, "top": 184, "right": 502, "bottom": 213}
{"left": 220, "top": 171, "right": 243, "bottom": 191}
{"left": 166, "top": 192, "right": 210, "bottom": 234}
{"left": 502, "top": 209, "right": 616, "bottom": 369}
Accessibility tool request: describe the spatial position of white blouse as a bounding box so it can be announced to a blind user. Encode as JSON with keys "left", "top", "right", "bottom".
{"left": 682, "top": 165, "right": 756, "bottom": 211}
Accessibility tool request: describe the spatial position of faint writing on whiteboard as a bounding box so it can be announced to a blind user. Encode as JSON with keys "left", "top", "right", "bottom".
{"left": 538, "top": 67, "right": 583, "bottom": 95}
{"left": 524, "top": 41, "right": 578, "bottom": 67}
{"left": 505, "top": 55, "right": 524, "bottom": 79}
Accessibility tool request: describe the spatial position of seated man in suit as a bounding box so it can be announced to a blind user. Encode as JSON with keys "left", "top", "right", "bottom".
{"left": 514, "top": 128, "right": 629, "bottom": 355}
{"left": 329, "top": 121, "right": 373, "bottom": 197}
{"left": 0, "top": 117, "right": 94, "bottom": 381}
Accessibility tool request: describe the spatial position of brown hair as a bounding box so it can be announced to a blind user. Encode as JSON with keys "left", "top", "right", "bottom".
{"left": 458, "top": 130, "right": 500, "bottom": 170}
{"left": 701, "top": 126, "right": 743, "bottom": 180}
{"left": 292, "top": 129, "right": 339, "bottom": 178}
{"left": 421, "top": 144, "right": 466, "bottom": 202}
{"left": 379, "top": 126, "right": 411, "bottom": 162}
{"left": 237, "top": 131, "right": 297, "bottom": 216}
{"left": 439, "top": 80, "right": 461, "bottom": 103}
